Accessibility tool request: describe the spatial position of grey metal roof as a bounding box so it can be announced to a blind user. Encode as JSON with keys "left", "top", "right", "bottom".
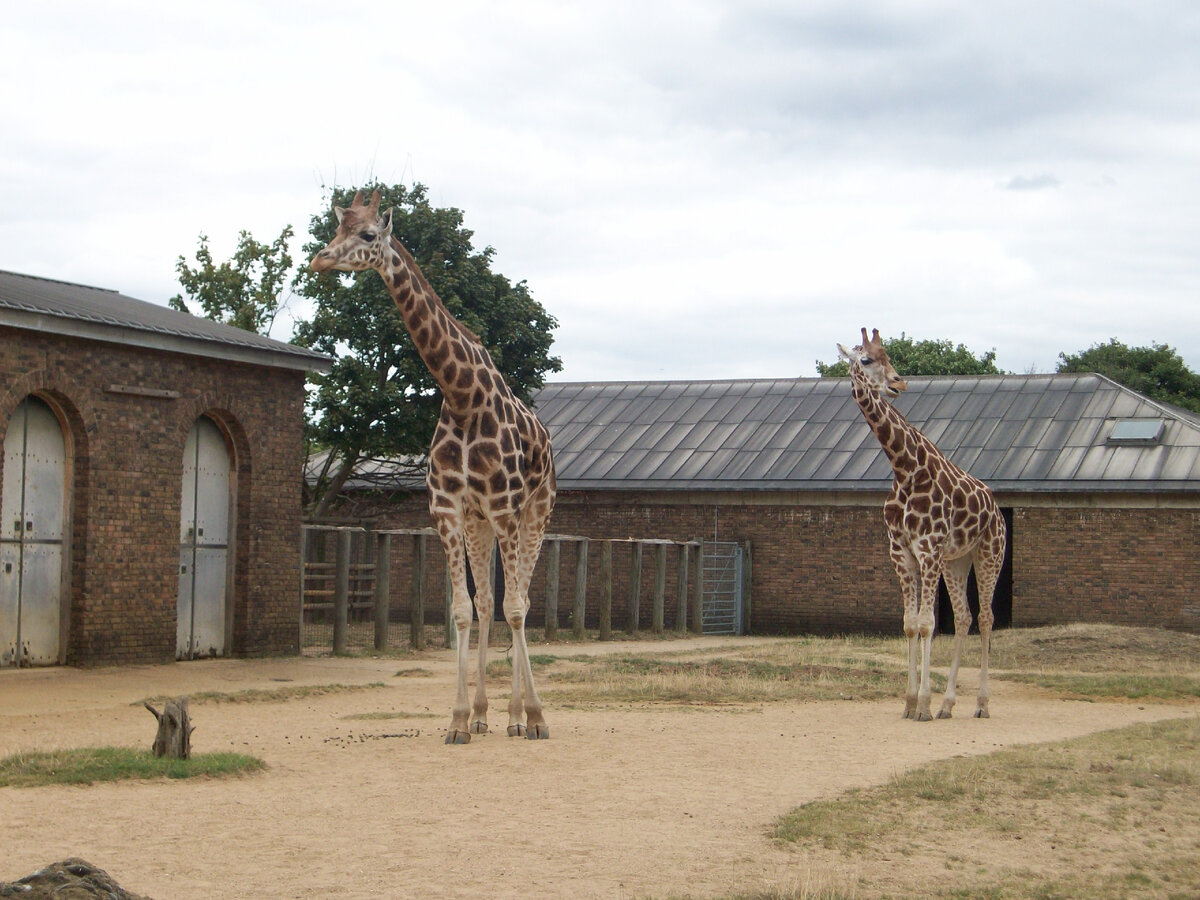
{"left": 534, "top": 374, "right": 1200, "bottom": 493}
{"left": 0, "top": 269, "right": 332, "bottom": 373}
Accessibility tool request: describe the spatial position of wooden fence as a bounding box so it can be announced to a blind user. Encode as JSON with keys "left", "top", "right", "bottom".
{"left": 300, "top": 525, "right": 712, "bottom": 654}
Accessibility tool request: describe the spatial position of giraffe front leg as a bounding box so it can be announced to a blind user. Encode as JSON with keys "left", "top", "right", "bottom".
{"left": 471, "top": 611, "right": 491, "bottom": 734}
{"left": 913, "top": 568, "right": 940, "bottom": 722}
{"left": 890, "top": 540, "right": 922, "bottom": 720}
{"left": 442, "top": 540, "right": 474, "bottom": 745}
{"left": 902, "top": 624, "right": 920, "bottom": 719}
{"left": 465, "top": 518, "right": 496, "bottom": 736}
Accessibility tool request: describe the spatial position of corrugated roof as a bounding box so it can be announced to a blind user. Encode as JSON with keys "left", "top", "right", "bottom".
{"left": 534, "top": 374, "right": 1200, "bottom": 493}
{"left": 0, "top": 269, "right": 332, "bottom": 372}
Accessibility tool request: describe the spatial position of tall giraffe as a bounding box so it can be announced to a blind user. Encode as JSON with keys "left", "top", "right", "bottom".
{"left": 838, "top": 328, "right": 1006, "bottom": 721}
{"left": 311, "top": 190, "right": 556, "bottom": 744}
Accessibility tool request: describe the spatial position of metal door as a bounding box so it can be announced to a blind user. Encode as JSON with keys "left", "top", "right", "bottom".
{"left": 177, "top": 417, "right": 230, "bottom": 659}
{"left": 0, "top": 398, "right": 67, "bottom": 667}
{"left": 701, "top": 541, "right": 744, "bottom": 635}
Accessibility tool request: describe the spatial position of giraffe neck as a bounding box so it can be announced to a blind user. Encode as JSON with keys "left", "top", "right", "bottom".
{"left": 377, "top": 237, "right": 509, "bottom": 420}
{"left": 850, "top": 370, "right": 924, "bottom": 477}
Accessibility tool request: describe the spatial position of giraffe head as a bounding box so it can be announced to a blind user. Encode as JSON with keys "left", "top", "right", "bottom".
{"left": 310, "top": 189, "right": 394, "bottom": 273}
{"left": 837, "top": 327, "right": 908, "bottom": 398}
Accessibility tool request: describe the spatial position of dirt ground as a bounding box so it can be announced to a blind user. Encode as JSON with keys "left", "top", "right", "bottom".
{"left": 0, "top": 636, "right": 1193, "bottom": 899}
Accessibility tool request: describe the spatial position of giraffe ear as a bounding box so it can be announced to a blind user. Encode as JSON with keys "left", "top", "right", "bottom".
{"left": 380, "top": 207, "right": 394, "bottom": 234}
{"left": 837, "top": 343, "right": 854, "bottom": 362}
{"left": 333, "top": 206, "right": 347, "bottom": 225}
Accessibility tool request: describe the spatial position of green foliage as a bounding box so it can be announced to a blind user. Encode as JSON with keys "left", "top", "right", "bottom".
{"left": 170, "top": 226, "right": 294, "bottom": 333}
{"left": 816, "top": 333, "right": 1002, "bottom": 377}
{"left": 1057, "top": 338, "right": 1200, "bottom": 413}
{"left": 292, "top": 181, "right": 561, "bottom": 515}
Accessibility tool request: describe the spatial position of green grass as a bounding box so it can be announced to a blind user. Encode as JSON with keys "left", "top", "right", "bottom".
{"left": 0, "top": 746, "right": 264, "bottom": 788}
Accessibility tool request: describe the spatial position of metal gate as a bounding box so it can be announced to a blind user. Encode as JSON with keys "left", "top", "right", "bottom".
{"left": 0, "top": 398, "right": 67, "bottom": 667}
{"left": 701, "top": 541, "right": 744, "bottom": 635}
{"left": 177, "top": 417, "right": 231, "bottom": 659}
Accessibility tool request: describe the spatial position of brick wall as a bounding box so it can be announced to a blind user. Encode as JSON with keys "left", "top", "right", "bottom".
{"left": 1013, "top": 506, "right": 1200, "bottom": 631}
{"left": 0, "top": 326, "right": 308, "bottom": 665}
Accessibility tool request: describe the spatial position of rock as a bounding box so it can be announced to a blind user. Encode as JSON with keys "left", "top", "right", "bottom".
{"left": 0, "top": 858, "right": 151, "bottom": 899}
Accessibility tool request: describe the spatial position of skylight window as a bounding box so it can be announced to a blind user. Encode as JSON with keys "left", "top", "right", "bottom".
{"left": 1108, "top": 419, "right": 1164, "bottom": 444}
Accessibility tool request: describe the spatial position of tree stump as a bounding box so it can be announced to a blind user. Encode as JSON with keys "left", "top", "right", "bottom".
{"left": 143, "top": 697, "right": 194, "bottom": 759}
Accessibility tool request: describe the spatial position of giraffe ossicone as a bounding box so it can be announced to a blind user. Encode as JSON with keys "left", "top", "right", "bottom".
{"left": 312, "top": 188, "right": 556, "bottom": 744}
{"left": 838, "top": 327, "right": 1006, "bottom": 721}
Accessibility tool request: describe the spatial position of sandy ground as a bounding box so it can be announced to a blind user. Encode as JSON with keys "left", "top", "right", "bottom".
{"left": 0, "top": 637, "right": 1192, "bottom": 899}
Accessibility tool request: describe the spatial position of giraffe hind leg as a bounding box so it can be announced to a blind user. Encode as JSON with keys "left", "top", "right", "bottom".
{"left": 973, "top": 527, "right": 1004, "bottom": 718}
{"left": 499, "top": 510, "right": 550, "bottom": 740}
{"left": 937, "top": 556, "right": 974, "bottom": 719}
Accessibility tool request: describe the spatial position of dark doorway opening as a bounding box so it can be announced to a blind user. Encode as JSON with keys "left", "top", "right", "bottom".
{"left": 936, "top": 507, "right": 1013, "bottom": 634}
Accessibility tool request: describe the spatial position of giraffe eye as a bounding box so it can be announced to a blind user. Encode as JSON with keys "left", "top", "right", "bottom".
{"left": 860, "top": 357, "right": 872, "bottom": 367}
{"left": 359, "top": 231, "right": 376, "bottom": 242}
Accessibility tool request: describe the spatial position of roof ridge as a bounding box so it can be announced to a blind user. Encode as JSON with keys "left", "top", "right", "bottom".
{"left": 0, "top": 268, "right": 120, "bottom": 295}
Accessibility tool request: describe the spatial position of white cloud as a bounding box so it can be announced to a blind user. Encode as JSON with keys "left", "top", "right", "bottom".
{"left": 3, "top": 0, "right": 1200, "bottom": 381}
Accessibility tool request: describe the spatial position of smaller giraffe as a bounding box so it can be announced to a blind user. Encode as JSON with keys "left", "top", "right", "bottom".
{"left": 838, "top": 328, "right": 1006, "bottom": 721}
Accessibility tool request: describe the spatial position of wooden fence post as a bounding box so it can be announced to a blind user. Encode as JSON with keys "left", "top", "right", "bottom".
{"left": 572, "top": 539, "right": 589, "bottom": 638}
{"left": 628, "top": 542, "right": 643, "bottom": 634}
{"left": 410, "top": 532, "right": 426, "bottom": 650}
{"left": 690, "top": 540, "right": 704, "bottom": 634}
{"left": 652, "top": 542, "right": 667, "bottom": 633}
{"left": 544, "top": 539, "right": 560, "bottom": 640}
{"left": 599, "top": 541, "right": 613, "bottom": 641}
{"left": 741, "top": 539, "right": 753, "bottom": 635}
{"left": 374, "top": 532, "right": 391, "bottom": 651}
{"left": 333, "top": 529, "right": 350, "bottom": 654}
{"left": 675, "top": 542, "right": 690, "bottom": 634}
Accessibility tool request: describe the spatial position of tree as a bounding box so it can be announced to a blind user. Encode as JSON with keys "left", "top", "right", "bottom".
{"left": 1057, "top": 339, "right": 1200, "bottom": 414}
{"left": 816, "top": 333, "right": 1002, "bottom": 377}
{"left": 170, "top": 226, "right": 294, "bottom": 333}
{"left": 293, "top": 182, "right": 562, "bottom": 518}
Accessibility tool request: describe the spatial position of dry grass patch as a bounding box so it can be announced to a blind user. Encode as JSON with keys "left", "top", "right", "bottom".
{"left": 494, "top": 638, "right": 931, "bottom": 707}
{"left": 138, "top": 682, "right": 389, "bottom": 707}
{"left": 773, "top": 716, "right": 1200, "bottom": 899}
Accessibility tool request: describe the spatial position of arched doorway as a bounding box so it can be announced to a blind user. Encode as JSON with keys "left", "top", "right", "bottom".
{"left": 1, "top": 397, "right": 69, "bottom": 667}
{"left": 177, "top": 416, "right": 232, "bottom": 659}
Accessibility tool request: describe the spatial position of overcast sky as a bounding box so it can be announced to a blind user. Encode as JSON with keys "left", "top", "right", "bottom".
{"left": 3, "top": 1, "right": 1198, "bottom": 382}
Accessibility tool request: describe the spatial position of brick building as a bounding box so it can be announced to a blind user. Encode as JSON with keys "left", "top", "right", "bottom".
{"left": 0, "top": 270, "right": 331, "bottom": 666}
{"left": 341, "top": 373, "right": 1200, "bottom": 637}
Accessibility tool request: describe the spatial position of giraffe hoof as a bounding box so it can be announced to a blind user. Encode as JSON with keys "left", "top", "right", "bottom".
{"left": 936, "top": 709, "right": 953, "bottom": 720}
{"left": 974, "top": 708, "right": 990, "bottom": 719}
{"left": 444, "top": 729, "right": 471, "bottom": 745}
{"left": 469, "top": 721, "right": 489, "bottom": 735}
{"left": 507, "top": 723, "right": 527, "bottom": 738}
{"left": 526, "top": 723, "right": 549, "bottom": 740}
{"left": 915, "top": 711, "right": 933, "bottom": 722}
